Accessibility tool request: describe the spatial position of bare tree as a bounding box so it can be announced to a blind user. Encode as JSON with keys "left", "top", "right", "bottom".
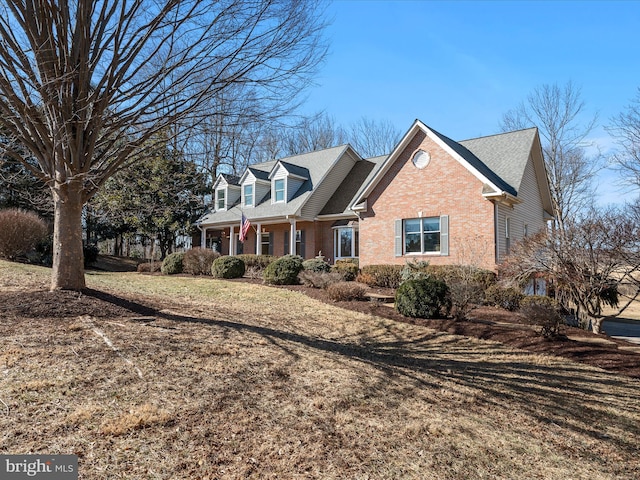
{"left": 501, "top": 204, "right": 640, "bottom": 334}
{"left": 609, "top": 87, "right": 640, "bottom": 190}
{"left": 501, "top": 82, "right": 601, "bottom": 232}
{"left": 278, "top": 112, "right": 347, "bottom": 157}
{"left": 0, "top": 0, "right": 327, "bottom": 290}
{"left": 348, "top": 117, "right": 401, "bottom": 158}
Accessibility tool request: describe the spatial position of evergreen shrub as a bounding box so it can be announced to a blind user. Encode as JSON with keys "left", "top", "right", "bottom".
{"left": 485, "top": 285, "right": 524, "bottom": 311}
{"left": 395, "top": 277, "right": 450, "bottom": 319}
{"left": 263, "top": 255, "right": 304, "bottom": 285}
{"left": 302, "top": 258, "right": 331, "bottom": 273}
{"left": 332, "top": 258, "right": 359, "bottom": 281}
{"left": 359, "top": 264, "right": 404, "bottom": 288}
{"left": 211, "top": 255, "right": 246, "bottom": 279}
{"left": 161, "top": 252, "right": 185, "bottom": 275}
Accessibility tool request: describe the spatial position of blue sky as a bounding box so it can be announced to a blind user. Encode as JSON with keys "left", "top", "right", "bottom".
{"left": 300, "top": 1, "right": 640, "bottom": 204}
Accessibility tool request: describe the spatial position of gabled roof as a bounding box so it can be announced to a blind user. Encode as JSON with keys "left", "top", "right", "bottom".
{"left": 239, "top": 166, "right": 271, "bottom": 184}
{"left": 213, "top": 173, "right": 241, "bottom": 189}
{"left": 270, "top": 160, "right": 310, "bottom": 180}
{"left": 353, "top": 119, "right": 548, "bottom": 208}
{"left": 319, "top": 155, "right": 387, "bottom": 216}
{"left": 199, "top": 145, "right": 352, "bottom": 225}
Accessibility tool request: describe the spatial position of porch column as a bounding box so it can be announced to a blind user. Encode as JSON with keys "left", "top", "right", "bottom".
{"left": 229, "top": 225, "right": 235, "bottom": 255}
{"left": 289, "top": 218, "right": 296, "bottom": 255}
{"left": 256, "top": 223, "right": 261, "bottom": 255}
{"left": 200, "top": 227, "right": 207, "bottom": 249}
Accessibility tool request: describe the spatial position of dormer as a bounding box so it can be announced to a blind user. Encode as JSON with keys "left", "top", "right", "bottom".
{"left": 213, "top": 174, "right": 241, "bottom": 211}
{"left": 238, "top": 167, "right": 270, "bottom": 208}
{"left": 268, "top": 161, "right": 309, "bottom": 204}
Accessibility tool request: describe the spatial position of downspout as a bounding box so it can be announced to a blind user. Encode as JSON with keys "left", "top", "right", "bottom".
{"left": 493, "top": 202, "right": 499, "bottom": 264}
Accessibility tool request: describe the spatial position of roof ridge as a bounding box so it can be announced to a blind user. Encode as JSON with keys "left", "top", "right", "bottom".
{"left": 459, "top": 127, "right": 537, "bottom": 143}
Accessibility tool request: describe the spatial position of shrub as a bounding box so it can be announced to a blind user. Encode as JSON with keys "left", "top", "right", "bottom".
{"left": 298, "top": 270, "right": 342, "bottom": 289}
{"left": 520, "top": 295, "right": 558, "bottom": 310}
{"left": 161, "top": 252, "right": 185, "bottom": 275}
{"left": 485, "top": 285, "right": 524, "bottom": 311}
{"left": 183, "top": 247, "right": 220, "bottom": 275}
{"left": 400, "top": 260, "right": 431, "bottom": 283}
{"left": 520, "top": 296, "right": 564, "bottom": 338}
{"left": 302, "top": 258, "right": 331, "bottom": 273}
{"left": 0, "top": 208, "right": 48, "bottom": 260}
{"left": 212, "top": 255, "right": 246, "bottom": 279}
{"left": 83, "top": 244, "right": 99, "bottom": 267}
{"left": 359, "top": 264, "right": 404, "bottom": 288}
{"left": 332, "top": 259, "right": 359, "bottom": 281}
{"left": 263, "top": 255, "right": 304, "bottom": 285}
{"left": 236, "top": 254, "right": 276, "bottom": 270}
{"left": 395, "top": 277, "right": 450, "bottom": 319}
{"left": 326, "top": 281, "right": 368, "bottom": 301}
{"left": 137, "top": 262, "right": 162, "bottom": 273}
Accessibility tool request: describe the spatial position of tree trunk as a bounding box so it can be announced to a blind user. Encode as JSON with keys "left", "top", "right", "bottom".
{"left": 51, "top": 181, "right": 86, "bottom": 291}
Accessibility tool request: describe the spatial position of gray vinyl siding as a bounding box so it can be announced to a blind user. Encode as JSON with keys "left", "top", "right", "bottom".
{"left": 300, "top": 149, "right": 359, "bottom": 219}
{"left": 495, "top": 154, "right": 547, "bottom": 263}
{"left": 254, "top": 181, "right": 271, "bottom": 205}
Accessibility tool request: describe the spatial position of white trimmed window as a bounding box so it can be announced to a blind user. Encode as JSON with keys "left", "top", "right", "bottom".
{"left": 244, "top": 184, "right": 254, "bottom": 207}
{"left": 334, "top": 227, "right": 359, "bottom": 259}
{"left": 395, "top": 216, "right": 449, "bottom": 256}
{"left": 216, "top": 189, "right": 226, "bottom": 210}
{"left": 274, "top": 179, "right": 285, "bottom": 202}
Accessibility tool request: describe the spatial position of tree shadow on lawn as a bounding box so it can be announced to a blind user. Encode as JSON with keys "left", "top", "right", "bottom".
{"left": 84, "top": 288, "right": 640, "bottom": 456}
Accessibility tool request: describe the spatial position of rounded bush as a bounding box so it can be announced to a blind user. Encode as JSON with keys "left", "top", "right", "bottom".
{"left": 0, "top": 208, "right": 48, "bottom": 260}
{"left": 161, "top": 252, "right": 185, "bottom": 275}
{"left": 395, "top": 277, "right": 449, "bottom": 319}
{"left": 332, "top": 259, "right": 359, "bottom": 281}
{"left": 302, "top": 258, "right": 331, "bottom": 273}
{"left": 212, "top": 255, "right": 246, "bottom": 279}
{"left": 263, "top": 255, "right": 304, "bottom": 285}
{"left": 485, "top": 285, "right": 524, "bottom": 311}
{"left": 183, "top": 247, "right": 220, "bottom": 275}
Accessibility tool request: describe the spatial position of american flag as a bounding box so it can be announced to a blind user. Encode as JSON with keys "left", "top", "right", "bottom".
{"left": 239, "top": 213, "right": 251, "bottom": 242}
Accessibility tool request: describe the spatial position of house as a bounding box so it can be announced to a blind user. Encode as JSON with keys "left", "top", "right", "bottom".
{"left": 195, "top": 119, "right": 554, "bottom": 270}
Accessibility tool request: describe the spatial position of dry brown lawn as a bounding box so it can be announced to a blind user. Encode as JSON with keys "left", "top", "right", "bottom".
{"left": 1, "top": 260, "right": 639, "bottom": 479}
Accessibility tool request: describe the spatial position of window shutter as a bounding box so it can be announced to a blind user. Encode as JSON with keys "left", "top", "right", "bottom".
{"left": 268, "top": 232, "right": 274, "bottom": 255}
{"left": 284, "top": 231, "right": 289, "bottom": 255}
{"left": 394, "top": 220, "right": 402, "bottom": 257}
{"left": 440, "top": 215, "right": 449, "bottom": 256}
{"left": 300, "top": 230, "right": 306, "bottom": 258}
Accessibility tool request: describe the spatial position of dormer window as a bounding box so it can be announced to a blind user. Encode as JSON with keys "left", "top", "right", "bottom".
{"left": 274, "top": 179, "right": 285, "bottom": 203}
{"left": 244, "top": 184, "right": 254, "bottom": 207}
{"left": 216, "top": 189, "right": 226, "bottom": 210}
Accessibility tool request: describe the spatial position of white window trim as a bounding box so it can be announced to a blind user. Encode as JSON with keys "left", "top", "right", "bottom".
{"left": 273, "top": 178, "right": 286, "bottom": 204}
{"left": 403, "top": 217, "right": 441, "bottom": 255}
{"left": 243, "top": 183, "right": 254, "bottom": 208}
{"left": 333, "top": 226, "right": 359, "bottom": 259}
{"left": 216, "top": 188, "right": 227, "bottom": 211}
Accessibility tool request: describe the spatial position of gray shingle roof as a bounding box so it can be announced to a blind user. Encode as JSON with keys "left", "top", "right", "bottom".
{"left": 275, "top": 161, "right": 310, "bottom": 180}
{"left": 320, "top": 155, "right": 387, "bottom": 215}
{"left": 199, "top": 145, "right": 350, "bottom": 225}
{"left": 459, "top": 127, "right": 538, "bottom": 196}
{"left": 429, "top": 127, "right": 519, "bottom": 196}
